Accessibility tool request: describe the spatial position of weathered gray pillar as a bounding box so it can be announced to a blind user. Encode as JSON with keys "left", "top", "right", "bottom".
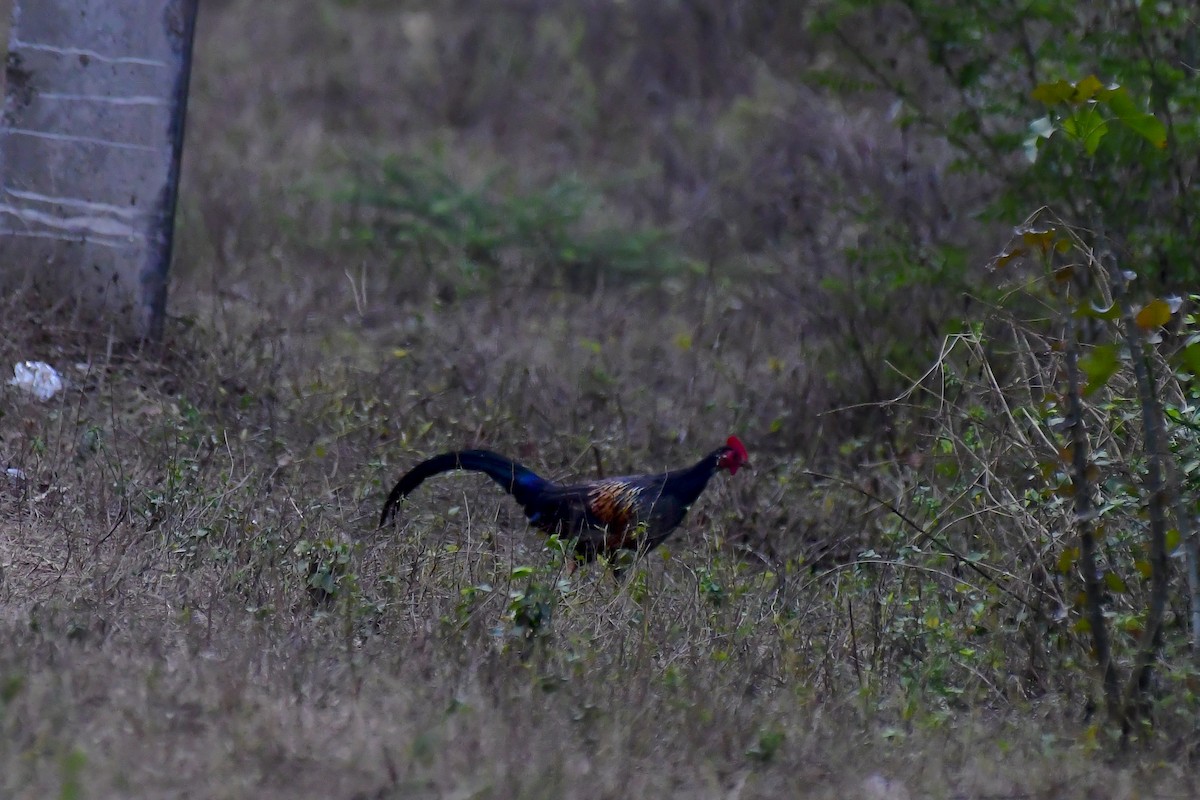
{"left": 0, "top": 0, "right": 197, "bottom": 340}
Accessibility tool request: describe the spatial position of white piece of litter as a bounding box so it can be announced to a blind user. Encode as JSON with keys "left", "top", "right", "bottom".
{"left": 5, "top": 467, "right": 27, "bottom": 482}
{"left": 9, "top": 361, "right": 64, "bottom": 401}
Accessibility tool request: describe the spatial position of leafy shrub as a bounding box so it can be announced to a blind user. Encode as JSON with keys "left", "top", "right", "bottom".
{"left": 340, "top": 156, "right": 692, "bottom": 296}
{"left": 811, "top": 0, "right": 1199, "bottom": 291}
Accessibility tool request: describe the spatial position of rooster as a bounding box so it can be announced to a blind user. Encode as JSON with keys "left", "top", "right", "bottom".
{"left": 379, "top": 436, "right": 750, "bottom": 569}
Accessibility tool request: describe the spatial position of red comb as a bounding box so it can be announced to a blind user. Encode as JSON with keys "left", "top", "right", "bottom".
{"left": 726, "top": 435, "right": 749, "bottom": 461}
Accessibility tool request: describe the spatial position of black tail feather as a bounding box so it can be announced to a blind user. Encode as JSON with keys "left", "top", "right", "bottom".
{"left": 379, "top": 449, "right": 546, "bottom": 527}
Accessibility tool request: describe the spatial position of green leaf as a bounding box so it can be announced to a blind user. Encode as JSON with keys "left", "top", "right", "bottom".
{"left": 1099, "top": 86, "right": 1168, "bottom": 148}
{"left": 1075, "top": 301, "right": 1121, "bottom": 321}
{"left": 1104, "top": 571, "right": 1127, "bottom": 593}
{"left": 1031, "top": 79, "right": 1076, "bottom": 105}
{"left": 1057, "top": 547, "right": 1080, "bottom": 575}
{"left": 1073, "top": 75, "right": 1105, "bottom": 102}
{"left": 1176, "top": 343, "right": 1200, "bottom": 376}
{"left": 1135, "top": 298, "right": 1172, "bottom": 330}
{"left": 1062, "top": 107, "right": 1108, "bottom": 155}
{"left": 1120, "top": 111, "right": 1167, "bottom": 148}
{"left": 1079, "top": 343, "right": 1121, "bottom": 394}
{"left": 1167, "top": 529, "right": 1181, "bottom": 553}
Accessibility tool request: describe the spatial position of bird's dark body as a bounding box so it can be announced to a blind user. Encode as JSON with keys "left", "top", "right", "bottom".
{"left": 379, "top": 439, "right": 749, "bottom": 565}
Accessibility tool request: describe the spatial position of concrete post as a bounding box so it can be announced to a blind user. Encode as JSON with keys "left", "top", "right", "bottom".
{"left": 0, "top": 0, "right": 198, "bottom": 340}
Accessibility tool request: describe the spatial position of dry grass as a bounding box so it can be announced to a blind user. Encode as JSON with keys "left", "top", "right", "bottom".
{"left": 2, "top": 1, "right": 1199, "bottom": 797}
{"left": 3, "top": 303, "right": 1192, "bottom": 798}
